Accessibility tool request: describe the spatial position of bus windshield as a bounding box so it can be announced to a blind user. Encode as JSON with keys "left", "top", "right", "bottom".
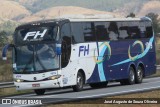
{"left": 13, "top": 44, "right": 59, "bottom": 74}
{"left": 13, "top": 24, "right": 60, "bottom": 74}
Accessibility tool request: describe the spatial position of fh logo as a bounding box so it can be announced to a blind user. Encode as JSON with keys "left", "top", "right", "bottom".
{"left": 23, "top": 29, "right": 47, "bottom": 41}
{"left": 79, "top": 44, "right": 89, "bottom": 57}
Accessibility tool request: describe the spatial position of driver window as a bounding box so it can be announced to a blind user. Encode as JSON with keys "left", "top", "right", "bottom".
{"left": 61, "top": 23, "right": 71, "bottom": 68}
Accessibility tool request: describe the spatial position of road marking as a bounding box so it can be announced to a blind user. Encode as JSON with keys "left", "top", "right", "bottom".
{"left": 15, "top": 85, "right": 160, "bottom": 107}
{"left": 10, "top": 79, "right": 160, "bottom": 99}
{"left": 28, "top": 80, "right": 160, "bottom": 98}
{"left": 142, "top": 80, "right": 160, "bottom": 84}
{"left": 77, "top": 85, "right": 160, "bottom": 98}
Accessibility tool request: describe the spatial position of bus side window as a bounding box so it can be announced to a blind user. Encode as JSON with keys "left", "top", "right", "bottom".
{"left": 83, "top": 22, "right": 96, "bottom": 42}
{"left": 146, "top": 27, "right": 153, "bottom": 38}
{"left": 139, "top": 22, "right": 146, "bottom": 38}
{"left": 95, "top": 22, "right": 109, "bottom": 41}
{"left": 128, "top": 26, "right": 140, "bottom": 39}
{"left": 108, "top": 22, "right": 119, "bottom": 40}
{"left": 71, "top": 22, "right": 84, "bottom": 43}
{"left": 145, "top": 21, "right": 153, "bottom": 38}
{"left": 119, "top": 26, "right": 129, "bottom": 39}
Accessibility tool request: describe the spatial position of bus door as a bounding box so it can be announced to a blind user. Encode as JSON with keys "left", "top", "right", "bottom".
{"left": 60, "top": 22, "right": 72, "bottom": 68}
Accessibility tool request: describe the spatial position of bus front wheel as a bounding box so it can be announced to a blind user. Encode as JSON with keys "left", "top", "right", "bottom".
{"left": 34, "top": 89, "right": 45, "bottom": 95}
{"left": 73, "top": 72, "right": 84, "bottom": 92}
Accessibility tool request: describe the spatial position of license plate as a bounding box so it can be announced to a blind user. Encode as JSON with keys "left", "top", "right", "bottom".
{"left": 32, "top": 84, "right": 40, "bottom": 87}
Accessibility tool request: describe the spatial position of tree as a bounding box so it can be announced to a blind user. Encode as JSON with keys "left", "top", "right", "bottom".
{"left": 127, "top": 12, "right": 136, "bottom": 18}
{"left": 0, "top": 31, "right": 8, "bottom": 46}
{"left": 146, "top": 12, "right": 160, "bottom": 35}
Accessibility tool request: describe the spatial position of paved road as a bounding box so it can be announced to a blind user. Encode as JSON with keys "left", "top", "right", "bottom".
{"left": 1, "top": 77, "right": 160, "bottom": 107}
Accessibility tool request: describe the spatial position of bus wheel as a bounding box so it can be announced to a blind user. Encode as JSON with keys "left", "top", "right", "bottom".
{"left": 127, "top": 66, "right": 135, "bottom": 85}
{"left": 135, "top": 66, "right": 143, "bottom": 84}
{"left": 73, "top": 72, "right": 84, "bottom": 92}
{"left": 89, "top": 82, "right": 108, "bottom": 88}
{"left": 121, "top": 67, "right": 135, "bottom": 85}
{"left": 34, "top": 89, "right": 45, "bottom": 95}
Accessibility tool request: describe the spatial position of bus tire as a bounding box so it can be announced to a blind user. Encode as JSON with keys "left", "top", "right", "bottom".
{"left": 73, "top": 72, "right": 84, "bottom": 92}
{"left": 121, "top": 66, "right": 135, "bottom": 85}
{"left": 127, "top": 66, "right": 135, "bottom": 85}
{"left": 34, "top": 89, "right": 45, "bottom": 95}
{"left": 89, "top": 82, "right": 108, "bottom": 88}
{"left": 135, "top": 66, "right": 143, "bottom": 84}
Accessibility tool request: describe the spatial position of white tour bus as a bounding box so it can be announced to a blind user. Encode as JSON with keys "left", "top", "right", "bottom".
{"left": 2, "top": 15, "right": 156, "bottom": 95}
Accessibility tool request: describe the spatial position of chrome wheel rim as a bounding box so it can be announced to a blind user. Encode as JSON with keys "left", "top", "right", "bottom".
{"left": 130, "top": 69, "right": 135, "bottom": 82}
{"left": 137, "top": 68, "right": 142, "bottom": 80}
{"left": 77, "top": 75, "right": 83, "bottom": 88}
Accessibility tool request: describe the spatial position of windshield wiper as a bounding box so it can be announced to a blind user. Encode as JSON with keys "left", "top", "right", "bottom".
{"left": 22, "top": 55, "right": 34, "bottom": 73}
{"left": 36, "top": 55, "right": 48, "bottom": 72}
{"left": 22, "top": 45, "right": 35, "bottom": 73}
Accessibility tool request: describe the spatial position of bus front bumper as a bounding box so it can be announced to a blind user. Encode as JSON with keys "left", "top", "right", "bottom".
{"left": 14, "top": 80, "right": 62, "bottom": 90}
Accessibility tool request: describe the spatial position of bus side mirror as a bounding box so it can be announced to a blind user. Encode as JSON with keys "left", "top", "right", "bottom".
{"left": 56, "top": 43, "right": 61, "bottom": 55}
{"left": 2, "top": 44, "right": 14, "bottom": 60}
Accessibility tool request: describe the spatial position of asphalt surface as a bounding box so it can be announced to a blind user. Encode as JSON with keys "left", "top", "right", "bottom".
{"left": 1, "top": 77, "right": 160, "bottom": 107}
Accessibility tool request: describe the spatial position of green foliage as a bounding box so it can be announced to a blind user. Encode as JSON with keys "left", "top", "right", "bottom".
{"left": 0, "top": 21, "right": 18, "bottom": 45}
{"left": 0, "top": 31, "right": 8, "bottom": 46}
{"left": 146, "top": 12, "right": 160, "bottom": 35}
{"left": 0, "top": 21, "right": 18, "bottom": 36}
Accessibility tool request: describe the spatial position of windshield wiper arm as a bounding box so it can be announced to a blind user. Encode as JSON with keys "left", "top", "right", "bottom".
{"left": 35, "top": 49, "right": 48, "bottom": 72}
{"left": 22, "top": 55, "right": 34, "bottom": 73}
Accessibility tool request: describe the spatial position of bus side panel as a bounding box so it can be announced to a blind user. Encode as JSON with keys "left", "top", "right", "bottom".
{"left": 87, "top": 36, "right": 156, "bottom": 83}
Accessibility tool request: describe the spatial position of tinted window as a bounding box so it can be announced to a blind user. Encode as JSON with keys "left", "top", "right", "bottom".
{"left": 61, "top": 23, "right": 71, "bottom": 39}
{"left": 61, "top": 23, "right": 71, "bottom": 68}
{"left": 108, "top": 22, "right": 119, "bottom": 40}
{"left": 95, "top": 22, "right": 109, "bottom": 41}
{"left": 71, "top": 22, "right": 96, "bottom": 42}
{"left": 146, "top": 27, "right": 153, "bottom": 38}
{"left": 128, "top": 26, "right": 140, "bottom": 39}
{"left": 145, "top": 21, "right": 153, "bottom": 38}
{"left": 83, "top": 22, "right": 96, "bottom": 42}
{"left": 119, "top": 21, "right": 153, "bottom": 40}
{"left": 71, "top": 21, "right": 153, "bottom": 43}
{"left": 119, "top": 22, "right": 129, "bottom": 39}
{"left": 71, "top": 23, "right": 84, "bottom": 43}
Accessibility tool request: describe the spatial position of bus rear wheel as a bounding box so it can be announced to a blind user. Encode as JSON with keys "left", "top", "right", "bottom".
{"left": 120, "top": 66, "right": 135, "bottom": 85}
{"left": 73, "top": 72, "right": 84, "bottom": 92}
{"left": 89, "top": 82, "right": 108, "bottom": 88}
{"left": 34, "top": 89, "right": 45, "bottom": 95}
{"left": 135, "top": 66, "right": 143, "bottom": 84}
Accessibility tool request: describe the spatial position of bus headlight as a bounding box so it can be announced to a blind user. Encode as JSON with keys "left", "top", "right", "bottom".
{"left": 14, "top": 79, "right": 24, "bottom": 82}
{"left": 48, "top": 75, "right": 61, "bottom": 80}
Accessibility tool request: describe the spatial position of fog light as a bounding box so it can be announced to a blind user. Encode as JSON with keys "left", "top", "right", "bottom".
{"left": 15, "top": 79, "right": 24, "bottom": 82}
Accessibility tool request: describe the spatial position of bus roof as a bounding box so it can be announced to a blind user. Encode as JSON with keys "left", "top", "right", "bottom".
{"left": 56, "top": 14, "right": 152, "bottom": 22}
{"left": 68, "top": 17, "right": 152, "bottom": 22}
{"left": 17, "top": 15, "right": 151, "bottom": 29}
{"left": 68, "top": 18, "right": 141, "bottom": 22}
